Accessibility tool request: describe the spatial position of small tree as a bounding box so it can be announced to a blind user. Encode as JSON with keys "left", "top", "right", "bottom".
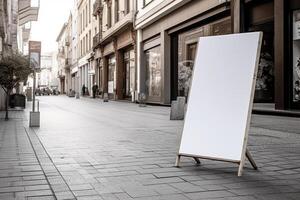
{"left": 0, "top": 53, "right": 32, "bottom": 120}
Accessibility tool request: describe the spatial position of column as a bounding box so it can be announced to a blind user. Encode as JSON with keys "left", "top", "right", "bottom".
{"left": 136, "top": 29, "right": 143, "bottom": 95}
{"left": 102, "top": 56, "right": 108, "bottom": 95}
{"left": 161, "top": 30, "right": 171, "bottom": 104}
{"left": 274, "top": 0, "right": 285, "bottom": 109}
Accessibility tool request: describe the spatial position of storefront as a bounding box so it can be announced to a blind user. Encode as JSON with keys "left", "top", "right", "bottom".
{"left": 97, "top": 28, "right": 136, "bottom": 101}
{"left": 139, "top": 0, "right": 231, "bottom": 104}
{"left": 171, "top": 17, "right": 232, "bottom": 101}
{"left": 235, "top": 0, "right": 300, "bottom": 110}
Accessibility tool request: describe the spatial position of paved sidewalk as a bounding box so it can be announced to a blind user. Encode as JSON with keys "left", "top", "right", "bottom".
{"left": 0, "top": 96, "right": 300, "bottom": 200}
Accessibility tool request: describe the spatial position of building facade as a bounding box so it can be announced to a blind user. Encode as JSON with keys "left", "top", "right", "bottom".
{"left": 0, "top": 0, "right": 39, "bottom": 110}
{"left": 71, "top": 3, "right": 79, "bottom": 95}
{"left": 55, "top": 0, "right": 298, "bottom": 112}
{"left": 93, "top": 0, "right": 136, "bottom": 101}
{"left": 56, "top": 23, "right": 69, "bottom": 94}
{"left": 134, "top": 0, "right": 299, "bottom": 111}
{"left": 77, "top": 0, "right": 99, "bottom": 96}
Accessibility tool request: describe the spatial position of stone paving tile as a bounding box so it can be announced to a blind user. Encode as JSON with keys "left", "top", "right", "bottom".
{"left": 2, "top": 97, "right": 300, "bottom": 200}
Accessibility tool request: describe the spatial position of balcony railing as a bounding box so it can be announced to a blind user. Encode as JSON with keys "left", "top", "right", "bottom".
{"left": 93, "top": 0, "right": 103, "bottom": 17}
{"left": 93, "top": 33, "right": 100, "bottom": 48}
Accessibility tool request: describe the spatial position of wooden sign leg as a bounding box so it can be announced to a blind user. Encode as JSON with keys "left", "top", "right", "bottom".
{"left": 246, "top": 149, "right": 257, "bottom": 170}
{"left": 238, "top": 148, "right": 257, "bottom": 176}
{"left": 193, "top": 157, "right": 201, "bottom": 165}
{"left": 175, "top": 155, "right": 181, "bottom": 167}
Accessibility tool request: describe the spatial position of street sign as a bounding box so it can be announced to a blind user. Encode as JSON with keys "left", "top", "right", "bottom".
{"left": 29, "top": 41, "right": 41, "bottom": 69}
{"left": 29, "top": 41, "right": 41, "bottom": 127}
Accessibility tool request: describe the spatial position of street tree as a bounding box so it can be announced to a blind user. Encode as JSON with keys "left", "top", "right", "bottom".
{"left": 0, "top": 53, "right": 32, "bottom": 120}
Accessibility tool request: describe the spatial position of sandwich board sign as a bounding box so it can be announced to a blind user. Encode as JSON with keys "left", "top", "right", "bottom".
{"left": 175, "top": 32, "right": 262, "bottom": 176}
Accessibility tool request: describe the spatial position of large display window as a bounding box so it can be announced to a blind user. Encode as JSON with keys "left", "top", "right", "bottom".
{"left": 145, "top": 46, "right": 161, "bottom": 101}
{"left": 293, "top": 10, "right": 300, "bottom": 103}
{"left": 108, "top": 55, "right": 116, "bottom": 94}
{"left": 176, "top": 17, "right": 231, "bottom": 100}
{"left": 124, "top": 49, "right": 135, "bottom": 99}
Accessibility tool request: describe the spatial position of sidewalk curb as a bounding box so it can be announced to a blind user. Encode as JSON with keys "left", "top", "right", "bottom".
{"left": 252, "top": 109, "right": 300, "bottom": 118}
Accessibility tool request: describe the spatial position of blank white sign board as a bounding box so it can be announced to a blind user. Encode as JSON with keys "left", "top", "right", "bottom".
{"left": 177, "top": 32, "right": 262, "bottom": 176}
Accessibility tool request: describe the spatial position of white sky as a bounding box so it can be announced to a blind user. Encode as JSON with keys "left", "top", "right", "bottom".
{"left": 30, "top": 0, "right": 74, "bottom": 54}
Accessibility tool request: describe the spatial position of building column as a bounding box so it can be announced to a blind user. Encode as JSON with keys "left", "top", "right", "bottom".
{"left": 161, "top": 31, "right": 171, "bottom": 104}
{"left": 102, "top": 56, "right": 108, "bottom": 95}
{"left": 274, "top": 0, "right": 285, "bottom": 109}
{"left": 115, "top": 49, "right": 124, "bottom": 100}
{"left": 231, "top": 0, "right": 242, "bottom": 33}
{"left": 136, "top": 29, "right": 143, "bottom": 96}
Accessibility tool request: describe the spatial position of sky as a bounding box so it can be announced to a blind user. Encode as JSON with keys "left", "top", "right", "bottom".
{"left": 30, "top": 0, "right": 74, "bottom": 54}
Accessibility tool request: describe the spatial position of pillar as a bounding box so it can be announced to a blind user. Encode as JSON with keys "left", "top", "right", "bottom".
{"left": 274, "top": 0, "right": 285, "bottom": 109}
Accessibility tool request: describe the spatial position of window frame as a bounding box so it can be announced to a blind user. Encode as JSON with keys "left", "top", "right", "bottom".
{"left": 143, "top": 0, "right": 154, "bottom": 8}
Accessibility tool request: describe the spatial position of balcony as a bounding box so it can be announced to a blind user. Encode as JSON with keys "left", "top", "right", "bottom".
{"left": 93, "top": 33, "right": 100, "bottom": 49}
{"left": 93, "top": 0, "right": 103, "bottom": 17}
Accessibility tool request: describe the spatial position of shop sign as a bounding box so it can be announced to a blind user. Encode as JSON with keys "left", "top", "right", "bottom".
{"left": 29, "top": 41, "right": 41, "bottom": 69}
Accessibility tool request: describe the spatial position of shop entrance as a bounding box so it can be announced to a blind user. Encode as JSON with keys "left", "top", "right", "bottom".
{"left": 123, "top": 48, "right": 135, "bottom": 100}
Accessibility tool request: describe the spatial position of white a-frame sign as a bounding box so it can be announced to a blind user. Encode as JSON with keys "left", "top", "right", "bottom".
{"left": 176, "top": 32, "right": 263, "bottom": 176}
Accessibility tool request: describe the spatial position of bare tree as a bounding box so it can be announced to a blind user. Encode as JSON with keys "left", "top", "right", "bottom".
{"left": 0, "top": 53, "right": 32, "bottom": 120}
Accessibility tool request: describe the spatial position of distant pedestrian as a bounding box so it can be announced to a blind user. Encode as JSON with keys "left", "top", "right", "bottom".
{"left": 82, "top": 84, "right": 85, "bottom": 96}
{"left": 92, "top": 82, "right": 98, "bottom": 98}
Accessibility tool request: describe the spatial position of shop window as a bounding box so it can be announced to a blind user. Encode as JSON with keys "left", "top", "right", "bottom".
{"left": 124, "top": 49, "right": 135, "bottom": 99}
{"left": 145, "top": 46, "right": 161, "bottom": 100}
{"left": 108, "top": 55, "right": 116, "bottom": 94}
{"left": 293, "top": 10, "right": 300, "bottom": 103}
{"left": 176, "top": 18, "right": 231, "bottom": 100}
{"left": 249, "top": 22, "right": 274, "bottom": 103}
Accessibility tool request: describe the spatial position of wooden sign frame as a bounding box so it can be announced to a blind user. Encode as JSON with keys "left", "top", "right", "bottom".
{"left": 175, "top": 32, "right": 263, "bottom": 176}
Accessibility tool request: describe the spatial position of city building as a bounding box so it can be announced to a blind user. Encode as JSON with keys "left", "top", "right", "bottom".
{"left": 0, "top": 0, "right": 39, "bottom": 110}
{"left": 71, "top": 3, "right": 80, "bottom": 95}
{"left": 92, "top": 0, "right": 136, "bottom": 101}
{"left": 134, "top": 0, "right": 299, "bottom": 112}
{"left": 77, "top": 0, "right": 99, "bottom": 96}
{"left": 56, "top": 18, "right": 73, "bottom": 95}
{"left": 56, "top": 23, "right": 67, "bottom": 94}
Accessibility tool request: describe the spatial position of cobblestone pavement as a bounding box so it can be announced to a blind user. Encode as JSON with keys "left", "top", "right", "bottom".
{"left": 0, "top": 96, "right": 300, "bottom": 200}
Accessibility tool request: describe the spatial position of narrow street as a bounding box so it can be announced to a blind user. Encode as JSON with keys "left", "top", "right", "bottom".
{"left": 0, "top": 96, "right": 300, "bottom": 200}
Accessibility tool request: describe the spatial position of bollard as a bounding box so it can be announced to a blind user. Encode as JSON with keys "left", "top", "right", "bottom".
{"left": 103, "top": 93, "right": 109, "bottom": 102}
{"left": 29, "top": 99, "right": 40, "bottom": 127}
{"left": 139, "top": 93, "right": 147, "bottom": 107}
{"left": 170, "top": 96, "right": 186, "bottom": 120}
